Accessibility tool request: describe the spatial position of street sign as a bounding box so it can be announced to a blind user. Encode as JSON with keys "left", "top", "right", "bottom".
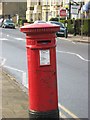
{"left": 71, "top": 5, "right": 79, "bottom": 14}
{"left": 60, "top": 9, "right": 66, "bottom": 17}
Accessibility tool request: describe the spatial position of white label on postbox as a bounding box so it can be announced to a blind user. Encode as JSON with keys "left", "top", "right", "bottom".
{"left": 39, "top": 49, "right": 50, "bottom": 66}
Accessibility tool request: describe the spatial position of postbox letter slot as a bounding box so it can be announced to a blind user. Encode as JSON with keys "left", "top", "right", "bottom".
{"left": 37, "top": 40, "right": 51, "bottom": 45}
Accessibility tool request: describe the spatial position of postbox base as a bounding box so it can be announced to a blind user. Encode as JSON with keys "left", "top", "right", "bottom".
{"left": 29, "top": 109, "right": 59, "bottom": 119}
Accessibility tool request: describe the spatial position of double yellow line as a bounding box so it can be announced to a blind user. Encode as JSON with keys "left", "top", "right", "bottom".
{"left": 58, "top": 103, "right": 81, "bottom": 120}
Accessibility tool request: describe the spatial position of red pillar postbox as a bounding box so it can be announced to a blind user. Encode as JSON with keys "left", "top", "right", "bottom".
{"left": 20, "top": 23, "right": 60, "bottom": 119}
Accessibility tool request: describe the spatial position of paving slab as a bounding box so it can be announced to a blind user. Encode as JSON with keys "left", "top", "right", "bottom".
{"left": 1, "top": 71, "right": 29, "bottom": 119}
{"left": 68, "top": 34, "right": 90, "bottom": 43}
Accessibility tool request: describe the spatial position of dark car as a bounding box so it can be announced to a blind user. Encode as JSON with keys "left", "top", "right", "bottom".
{"left": 2, "top": 19, "right": 15, "bottom": 29}
{"left": 47, "top": 21, "right": 68, "bottom": 38}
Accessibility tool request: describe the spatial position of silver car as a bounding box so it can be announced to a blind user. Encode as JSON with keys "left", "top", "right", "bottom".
{"left": 2, "top": 19, "right": 15, "bottom": 29}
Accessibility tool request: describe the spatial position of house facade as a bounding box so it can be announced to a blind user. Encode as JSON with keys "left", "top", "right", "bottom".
{"left": 0, "top": 0, "right": 89, "bottom": 23}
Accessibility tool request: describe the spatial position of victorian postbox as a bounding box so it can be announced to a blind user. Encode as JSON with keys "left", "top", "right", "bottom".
{"left": 20, "top": 23, "right": 60, "bottom": 119}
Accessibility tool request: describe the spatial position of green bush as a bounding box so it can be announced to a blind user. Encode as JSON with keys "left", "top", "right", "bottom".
{"left": 67, "top": 19, "right": 74, "bottom": 34}
{"left": 88, "top": 19, "right": 90, "bottom": 36}
{"left": 18, "top": 18, "right": 22, "bottom": 25}
{"left": 82, "top": 19, "right": 90, "bottom": 36}
{"left": 22, "top": 19, "right": 27, "bottom": 25}
{"left": 18, "top": 18, "right": 28, "bottom": 26}
{"left": 59, "top": 18, "right": 90, "bottom": 36}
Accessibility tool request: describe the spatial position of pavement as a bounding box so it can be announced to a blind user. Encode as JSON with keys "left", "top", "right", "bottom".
{"left": 1, "top": 69, "right": 29, "bottom": 119}
{"left": 66, "top": 34, "right": 90, "bottom": 43}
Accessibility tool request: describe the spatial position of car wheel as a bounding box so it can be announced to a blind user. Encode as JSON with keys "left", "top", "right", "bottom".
{"left": 3, "top": 25, "right": 6, "bottom": 28}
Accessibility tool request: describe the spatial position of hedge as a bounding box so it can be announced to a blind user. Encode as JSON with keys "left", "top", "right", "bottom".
{"left": 60, "top": 18, "right": 90, "bottom": 36}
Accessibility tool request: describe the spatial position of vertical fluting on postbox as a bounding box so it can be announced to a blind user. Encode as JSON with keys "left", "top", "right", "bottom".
{"left": 20, "top": 23, "right": 60, "bottom": 119}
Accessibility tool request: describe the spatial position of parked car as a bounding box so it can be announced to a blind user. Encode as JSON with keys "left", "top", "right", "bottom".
{"left": 47, "top": 21, "right": 68, "bottom": 38}
{"left": 2, "top": 19, "right": 15, "bottom": 29}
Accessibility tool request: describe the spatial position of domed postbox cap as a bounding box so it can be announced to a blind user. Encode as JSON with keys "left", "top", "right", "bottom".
{"left": 20, "top": 23, "right": 60, "bottom": 34}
